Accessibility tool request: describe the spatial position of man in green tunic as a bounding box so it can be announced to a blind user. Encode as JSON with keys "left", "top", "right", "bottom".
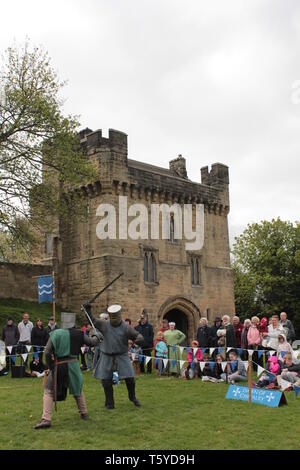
{"left": 34, "top": 313, "right": 101, "bottom": 429}
{"left": 163, "top": 322, "right": 186, "bottom": 375}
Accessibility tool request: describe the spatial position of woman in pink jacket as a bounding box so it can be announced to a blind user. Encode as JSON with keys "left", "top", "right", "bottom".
{"left": 247, "top": 316, "right": 262, "bottom": 349}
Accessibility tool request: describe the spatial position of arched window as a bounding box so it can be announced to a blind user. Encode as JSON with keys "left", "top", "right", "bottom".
{"left": 195, "top": 258, "right": 200, "bottom": 285}
{"left": 150, "top": 253, "right": 156, "bottom": 282}
{"left": 190, "top": 259, "right": 194, "bottom": 285}
{"left": 170, "top": 215, "right": 175, "bottom": 242}
{"left": 144, "top": 253, "right": 149, "bottom": 282}
{"left": 190, "top": 257, "right": 201, "bottom": 286}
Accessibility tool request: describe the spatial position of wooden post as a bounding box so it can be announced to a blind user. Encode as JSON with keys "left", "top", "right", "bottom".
{"left": 52, "top": 270, "right": 56, "bottom": 323}
{"left": 263, "top": 351, "right": 266, "bottom": 370}
{"left": 248, "top": 354, "right": 252, "bottom": 403}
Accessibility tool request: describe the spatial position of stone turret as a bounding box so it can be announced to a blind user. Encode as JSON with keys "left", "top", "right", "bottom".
{"left": 169, "top": 155, "right": 188, "bottom": 179}
{"left": 200, "top": 163, "right": 229, "bottom": 185}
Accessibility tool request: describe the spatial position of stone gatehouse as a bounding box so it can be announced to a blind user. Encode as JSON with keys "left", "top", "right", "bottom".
{"left": 37, "top": 128, "right": 235, "bottom": 342}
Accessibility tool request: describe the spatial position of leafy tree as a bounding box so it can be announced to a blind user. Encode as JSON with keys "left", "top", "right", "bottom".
{"left": 0, "top": 41, "right": 96, "bottom": 259}
{"left": 232, "top": 218, "right": 300, "bottom": 336}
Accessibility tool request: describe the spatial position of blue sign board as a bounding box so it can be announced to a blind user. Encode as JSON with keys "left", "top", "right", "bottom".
{"left": 226, "top": 385, "right": 287, "bottom": 408}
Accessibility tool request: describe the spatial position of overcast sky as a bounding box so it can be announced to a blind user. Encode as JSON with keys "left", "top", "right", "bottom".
{"left": 1, "top": 0, "right": 300, "bottom": 244}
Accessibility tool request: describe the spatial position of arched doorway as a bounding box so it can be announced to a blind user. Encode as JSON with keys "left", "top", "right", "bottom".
{"left": 163, "top": 309, "right": 188, "bottom": 342}
{"left": 158, "top": 296, "right": 200, "bottom": 344}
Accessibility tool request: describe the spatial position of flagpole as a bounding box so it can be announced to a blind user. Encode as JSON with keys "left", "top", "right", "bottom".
{"left": 52, "top": 270, "right": 56, "bottom": 323}
{"left": 263, "top": 351, "right": 266, "bottom": 370}
{"left": 248, "top": 354, "right": 252, "bottom": 403}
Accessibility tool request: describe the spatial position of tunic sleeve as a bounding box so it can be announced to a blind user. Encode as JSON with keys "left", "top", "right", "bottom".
{"left": 83, "top": 333, "right": 101, "bottom": 347}
{"left": 44, "top": 337, "right": 54, "bottom": 369}
{"left": 126, "top": 325, "right": 144, "bottom": 346}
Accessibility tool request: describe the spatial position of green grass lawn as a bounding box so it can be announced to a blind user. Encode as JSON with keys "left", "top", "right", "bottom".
{"left": 0, "top": 371, "right": 299, "bottom": 450}
{"left": 0, "top": 298, "right": 64, "bottom": 327}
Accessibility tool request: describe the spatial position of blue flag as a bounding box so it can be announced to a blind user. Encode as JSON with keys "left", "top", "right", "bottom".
{"left": 258, "top": 350, "right": 264, "bottom": 358}
{"left": 186, "top": 347, "right": 190, "bottom": 354}
{"left": 280, "top": 351, "right": 286, "bottom": 358}
{"left": 37, "top": 275, "right": 53, "bottom": 304}
{"left": 171, "top": 360, "right": 176, "bottom": 368}
{"left": 209, "top": 362, "right": 215, "bottom": 372}
{"left": 172, "top": 345, "right": 177, "bottom": 353}
{"left": 237, "top": 348, "right": 243, "bottom": 357}
{"left": 201, "top": 348, "right": 206, "bottom": 355}
{"left": 218, "top": 347, "right": 223, "bottom": 354}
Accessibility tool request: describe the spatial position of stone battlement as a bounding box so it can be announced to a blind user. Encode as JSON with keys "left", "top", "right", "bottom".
{"left": 79, "top": 128, "right": 128, "bottom": 155}
{"left": 76, "top": 128, "right": 229, "bottom": 208}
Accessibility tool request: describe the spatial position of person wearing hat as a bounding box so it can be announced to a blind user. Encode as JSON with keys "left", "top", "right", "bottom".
{"left": 34, "top": 313, "right": 102, "bottom": 429}
{"left": 86, "top": 303, "right": 144, "bottom": 409}
{"left": 46, "top": 316, "right": 58, "bottom": 334}
{"left": 1, "top": 317, "right": 19, "bottom": 372}
{"left": 210, "top": 316, "right": 223, "bottom": 347}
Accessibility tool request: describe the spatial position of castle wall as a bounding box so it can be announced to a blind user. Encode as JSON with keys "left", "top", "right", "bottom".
{"left": 40, "top": 128, "right": 235, "bottom": 340}
{"left": 0, "top": 262, "right": 52, "bottom": 302}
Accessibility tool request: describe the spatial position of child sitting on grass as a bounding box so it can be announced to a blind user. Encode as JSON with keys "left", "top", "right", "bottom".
{"left": 279, "top": 352, "right": 300, "bottom": 385}
{"left": 213, "top": 354, "right": 224, "bottom": 381}
{"left": 202, "top": 353, "right": 225, "bottom": 382}
{"left": 255, "top": 355, "right": 281, "bottom": 388}
{"left": 220, "top": 350, "right": 247, "bottom": 384}
{"left": 201, "top": 352, "right": 214, "bottom": 381}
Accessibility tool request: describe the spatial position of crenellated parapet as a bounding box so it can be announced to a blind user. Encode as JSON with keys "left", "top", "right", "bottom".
{"left": 65, "top": 128, "right": 231, "bottom": 217}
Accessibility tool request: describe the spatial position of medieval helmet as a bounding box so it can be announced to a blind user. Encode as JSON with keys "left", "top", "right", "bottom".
{"left": 61, "top": 312, "right": 76, "bottom": 329}
{"left": 107, "top": 304, "right": 122, "bottom": 327}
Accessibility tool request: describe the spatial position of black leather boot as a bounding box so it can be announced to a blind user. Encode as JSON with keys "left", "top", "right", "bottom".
{"left": 125, "top": 378, "right": 141, "bottom": 407}
{"left": 102, "top": 379, "right": 115, "bottom": 409}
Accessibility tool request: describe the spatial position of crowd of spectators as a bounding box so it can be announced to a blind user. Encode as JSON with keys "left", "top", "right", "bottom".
{"left": 1, "top": 310, "right": 298, "bottom": 392}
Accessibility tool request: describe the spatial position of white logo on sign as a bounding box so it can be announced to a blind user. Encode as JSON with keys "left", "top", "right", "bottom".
{"left": 266, "top": 392, "right": 275, "bottom": 403}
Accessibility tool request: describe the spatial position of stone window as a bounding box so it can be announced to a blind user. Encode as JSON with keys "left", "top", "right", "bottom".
{"left": 144, "top": 253, "right": 149, "bottom": 282}
{"left": 190, "top": 259, "right": 194, "bottom": 285}
{"left": 195, "top": 258, "right": 200, "bottom": 285}
{"left": 207, "top": 308, "right": 211, "bottom": 321}
{"left": 150, "top": 253, "right": 156, "bottom": 282}
{"left": 190, "top": 256, "right": 201, "bottom": 286}
{"left": 170, "top": 215, "right": 175, "bottom": 243}
{"left": 144, "top": 251, "right": 157, "bottom": 284}
{"left": 45, "top": 234, "right": 54, "bottom": 256}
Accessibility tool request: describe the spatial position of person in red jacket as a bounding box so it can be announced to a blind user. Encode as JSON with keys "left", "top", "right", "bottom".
{"left": 159, "top": 319, "right": 169, "bottom": 333}
{"left": 233, "top": 316, "right": 244, "bottom": 348}
{"left": 259, "top": 317, "right": 269, "bottom": 335}
{"left": 186, "top": 340, "right": 203, "bottom": 379}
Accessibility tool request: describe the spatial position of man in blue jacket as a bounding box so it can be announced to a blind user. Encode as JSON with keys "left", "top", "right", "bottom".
{"left": 135, "top": 313, "right": 154, "bottom": 374}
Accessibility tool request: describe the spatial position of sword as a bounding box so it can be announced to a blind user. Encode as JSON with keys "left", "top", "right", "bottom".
{"left": 81, "top": 303, "right": 97, "bottom": 332}
{"left": 81, "top": 272, "right": 124, "bottom": 328}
